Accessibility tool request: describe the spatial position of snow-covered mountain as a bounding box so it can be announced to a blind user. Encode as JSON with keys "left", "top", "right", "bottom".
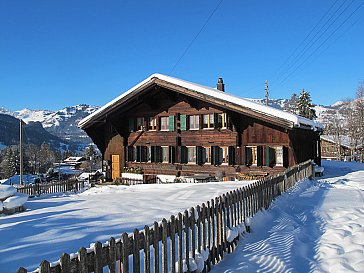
{"left": 247, "top": 98, "right": 338, "bottom": 128}
{"left": 0, "top": 104, "right": 99, "bottom": 147}
{"left": 0, "top": 99, "right": 343, "bottom": 151}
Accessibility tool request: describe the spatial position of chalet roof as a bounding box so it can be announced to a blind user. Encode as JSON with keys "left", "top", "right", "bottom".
{"left": 78, "top": 73, "right": 323, "bottom": 131}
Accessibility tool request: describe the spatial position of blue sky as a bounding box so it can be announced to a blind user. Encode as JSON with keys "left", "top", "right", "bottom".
{"left": 1, "top": 0, "right": 363, "bottom": 110}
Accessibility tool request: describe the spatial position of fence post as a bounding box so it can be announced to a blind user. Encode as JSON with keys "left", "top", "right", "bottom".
{"left": 177, "top": 213, "right": 183, "bottom": 273}
{"left": 78, "top": 247, "right": 88, "bottom": 273}
{"left": 121, "top": 233, "right": 129, "bottom": 273}
{"left": 196, "top": 205, "right": 202, "bottom": 253}
{"left": 133, "top": 229, "right": 141, "bottom": 273}
{"left": 109, "top": 237, "right": 117, "bottom": 273}
{"left": 144, "top": 225, "right": 151, "bottom": 273}
{"left": 94, "top": 241, "right": 103, "bottom": 273}
{"left": 183, "top": 210, "right": 190, "bottom": 272}
{"left": 153, "top": 222, "right": 160, "bottom": 273}
{"left": 39, "top": 260, "right": 50, "bottom": 273}
{"left": 170, "top": 215, "right": 176, "bottom": 273}
{"left": 162, "top": 219, "right": 168, "bottom": 273}
{"left": 60, "top": 253, "right": 70, "bottom": 273}
{"left": 190, "top": 207, "right": 196, "bottom": 260}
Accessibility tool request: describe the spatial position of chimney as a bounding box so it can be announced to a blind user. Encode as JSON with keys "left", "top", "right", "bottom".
{"left": 217, "top": 77, "right": 225, "bottom": 92}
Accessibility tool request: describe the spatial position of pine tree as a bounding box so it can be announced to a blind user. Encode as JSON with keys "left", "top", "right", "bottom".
{"left": 285, "top": 93, "right": 299, "bottom": 114}
{"left": 297, "top": 89, "right": 317, "bottom": 120}
{"left": 0, "top": 147, "right": 18, "bottom": 178}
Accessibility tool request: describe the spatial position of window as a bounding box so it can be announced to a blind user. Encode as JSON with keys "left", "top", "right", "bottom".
{"left": 266, "top": 146, "right": 276, "bottom": 167}
{"left": 129, "top": 119, "right": 136, "bottom": 132}
{"left": 221, "top": 147, "right": 229, "bottom": 164}
{"left": 169, "top": 146, "right": 176, "bottom": 164}
{"left": 217, "top": 113, "right": 227, "bottom": 128}
{"left": 151, "top": 146, "right": 162, "bottom": 163}
{"left": 161, "top": 146, "right": 168, "bottom": 163}
{"left": 136, "top": 117, "right": 144, "bottom": 131}
{"left": 202, "top": 147, "right": 211, "bottom": 164}
{"left": 202, "top": 114, "right": 215, "bottom": 129}
{"left": 147, "top": 146, "right": 151, "bottom": 162}
{"left": 148, "top": 117, "right": 157, "bottom": 130}
{"left": 275, "top": 146, "right": 283, "bottom": 166}
{"left": 211, "top": 146, "right": 221, "bottom": 165}
{"left": 187, "top": 146, "right": 196, "bottom": 164}
{"left": 160, "top": 116, "right": 169, "bottom": 131}
{"left": 188, "top": 115, "right": 200, "bottom": 130}
{"left": 127, "top": 146, "right": 135, "bottom": 162}
{"left": 246, "top": 146, "right": 263, "bottom": 166}
{"left": 136, "top": 146, "right": 147, "bottom": 162}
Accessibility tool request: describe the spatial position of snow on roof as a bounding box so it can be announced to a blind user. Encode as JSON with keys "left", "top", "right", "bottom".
{"left": 79, "top": 73, "right": 323, "bottom": 131}
{"left": 63, "top": 157, "right": 86, "bottom": 163}
{"left": 321, "top": 135, "right": 361, "bottom": 149}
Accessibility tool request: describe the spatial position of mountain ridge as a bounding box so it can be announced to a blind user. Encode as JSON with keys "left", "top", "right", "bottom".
{"left": 0, "top": 99, "right": 342, "bottom": 151}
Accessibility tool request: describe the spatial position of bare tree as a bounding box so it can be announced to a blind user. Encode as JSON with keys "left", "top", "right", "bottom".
{"left": 354, "top": 85, "right": 364, "bottom": 162}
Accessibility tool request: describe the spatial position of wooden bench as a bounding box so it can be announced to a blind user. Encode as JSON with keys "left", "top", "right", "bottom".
{"left": 314, "top": 166, "right": 324, "bottom": 177}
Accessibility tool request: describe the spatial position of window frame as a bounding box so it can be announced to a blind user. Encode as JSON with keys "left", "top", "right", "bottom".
{"left": 160, "top": 116, "right": 169, "bottom": 131}
{"left": 148, "top": 117, "right": 157, "bottom": 131}
{"left": 161, "top": 146, "right": 169, "bottom": 163}
{"left": 202, "top": 114, "right": 215, "bottom": 129}
{"left": 218, "top": 113, "right": 227, "bottom": 129}
{"left": 188, "top": 115, "right": 200, "bottom": 130}
{"left": 202, "top": 146, "right": 211, "bottom": 164}
{"left": 221, "top": 146, "right": 229, "bottom": 165}
{"left": 187, "top": 146, "right": 196, "bottom": 164}
{"left": 245, "top": 145, "right": 258, "bottom": 166}
{"left": 136, "top": 117, "right": 144, "bottom": 131}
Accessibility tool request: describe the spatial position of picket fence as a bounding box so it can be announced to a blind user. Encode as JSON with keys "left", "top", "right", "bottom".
{"left": 16, "top": 180, "right": 86, "bottom": 196}
{"left": 17, "top": 160, "right": 314, "bottom": 273}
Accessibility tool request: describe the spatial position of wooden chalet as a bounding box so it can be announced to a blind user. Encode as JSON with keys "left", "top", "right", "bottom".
{"left": 320, "top": 135, "right": 361, "bottom": 161}
{"left": 79, "top": 74, "right": 323, "bottom": 181}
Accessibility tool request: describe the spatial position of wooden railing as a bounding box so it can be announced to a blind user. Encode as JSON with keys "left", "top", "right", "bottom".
{"left": 116, "top": 175, "right": 159, "bottom": 186}
{"left": 16, "top": 180, "right": 86, "bottom": 196}
{"left": 17, "top": 160, "right": 313, "bottom": 273}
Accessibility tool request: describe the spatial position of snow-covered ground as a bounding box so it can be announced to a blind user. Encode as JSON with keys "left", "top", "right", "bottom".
{"left": 0, "top": 180, "right": 252, "bottom": 272}
{"left": 211, "top": 160, "right": 364, "bottom": 273}
{"left": 1, "top": 160, "right": 363, "bottom": 273}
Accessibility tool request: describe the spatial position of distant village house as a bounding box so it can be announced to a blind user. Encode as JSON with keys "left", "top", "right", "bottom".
{"left": 320, "top": 135, "right": 362, "bottom": 161}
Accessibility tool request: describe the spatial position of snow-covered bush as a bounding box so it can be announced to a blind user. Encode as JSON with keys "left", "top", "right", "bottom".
{"left": 0, "top": 185, "right": 17, "bottom": 200}
{"left": 3, "top": 193, "right": 28, "bottom": 210}
{"left": 0, "top": 185, "right": 28, "bottom": 213}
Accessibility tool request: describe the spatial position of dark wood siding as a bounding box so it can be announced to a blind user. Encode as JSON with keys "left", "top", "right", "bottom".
{"left": 84, "top": 86, "right": 321, "bottom": 179}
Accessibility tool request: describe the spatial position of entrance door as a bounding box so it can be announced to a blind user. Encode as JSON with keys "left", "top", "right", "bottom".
{"left": 111, "top": 155, "right": 120, "bottom": 180}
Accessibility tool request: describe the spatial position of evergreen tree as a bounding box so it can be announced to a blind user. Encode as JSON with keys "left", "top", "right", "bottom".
{"left": 83, "top": 144, "right": 101, "bottom": 171}
{"left": 0, "top": 147, "right": 18, "bottom": 178}
{"left": 285, "top": 93, "right": 299, "bottom": 114}
{"left": 297, "top": 89, "right": 317, "bottom": 120}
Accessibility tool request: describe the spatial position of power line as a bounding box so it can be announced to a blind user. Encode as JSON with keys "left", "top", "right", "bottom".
{"left": 278, "top": 0, "right": 364, "bottom": 86}
{"left": 169, "top": 0, "right": 224, "bottom": 75}
{"left": 270, "top": 0, "right": 341, "bottom": 82}
{"left": 272, "top": 0, "right": 355, "bottom": 86}
{"left": 292, "top": 7, "right": 364, "bottom": 81}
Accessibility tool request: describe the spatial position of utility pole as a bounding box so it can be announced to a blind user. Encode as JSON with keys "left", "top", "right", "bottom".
{"left": 19, "top": 119, "right": 23, "bottom": 186}
{"left": 265, "top": 80, "right": 269, "bottom": 106}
